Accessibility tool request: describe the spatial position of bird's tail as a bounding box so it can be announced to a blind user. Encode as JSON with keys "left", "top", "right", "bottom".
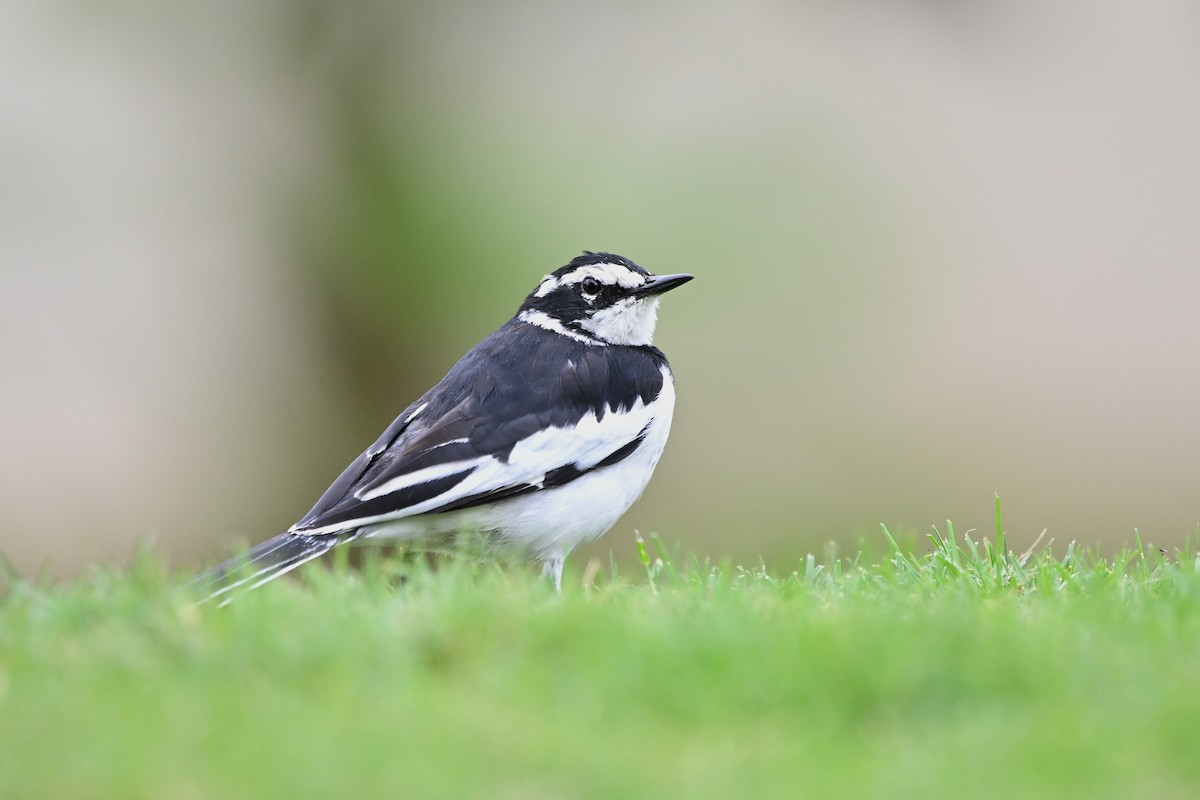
{"left": 189, "top": 530, "right": 361, "bottom": 606}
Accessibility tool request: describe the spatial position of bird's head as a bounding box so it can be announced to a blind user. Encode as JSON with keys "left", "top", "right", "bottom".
{"left": 518, "top": 252, "right": 693, "bottom": 346}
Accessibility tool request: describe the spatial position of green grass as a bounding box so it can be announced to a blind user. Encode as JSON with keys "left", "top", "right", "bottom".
{"left": 3, "top": 513, "right": 1200, "bottom": 799}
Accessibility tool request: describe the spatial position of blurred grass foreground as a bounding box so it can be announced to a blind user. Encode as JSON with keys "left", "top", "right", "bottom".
{"left": 2, "top": 526, "right": 1199, "bottom": 799}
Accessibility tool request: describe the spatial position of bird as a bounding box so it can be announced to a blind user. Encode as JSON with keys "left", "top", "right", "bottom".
{"left": 192, "top": 252, "right": 692, "bottom": 603}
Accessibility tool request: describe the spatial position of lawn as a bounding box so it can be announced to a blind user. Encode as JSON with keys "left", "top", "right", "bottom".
{"left": 3, "top": 510, "right": 1199, "bottom": 799}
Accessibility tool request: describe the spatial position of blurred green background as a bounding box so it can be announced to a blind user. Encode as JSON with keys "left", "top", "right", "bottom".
{"left": 2, "top": 1, "right": 1198, "bottom": 576}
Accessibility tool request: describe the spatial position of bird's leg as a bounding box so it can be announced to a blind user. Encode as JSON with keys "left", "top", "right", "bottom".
{"left": 540, "top": 555, "right": 564, "bottom": 592}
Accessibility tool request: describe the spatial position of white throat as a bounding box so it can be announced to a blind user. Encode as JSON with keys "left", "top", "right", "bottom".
{"left": 580, "top": 297, "right": 661, "bottom": 346}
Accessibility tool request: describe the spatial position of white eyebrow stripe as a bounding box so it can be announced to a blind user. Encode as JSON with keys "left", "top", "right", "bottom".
{"left": 534, "top": 263, "right": 646, "bottom": 297}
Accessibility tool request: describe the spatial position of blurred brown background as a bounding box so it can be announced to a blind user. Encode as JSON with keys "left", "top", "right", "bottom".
{"left": 3, "top": 1, "right": 1198, "bottom": 576}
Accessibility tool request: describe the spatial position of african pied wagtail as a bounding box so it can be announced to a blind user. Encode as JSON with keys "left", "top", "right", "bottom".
{"left": 193, "top": 252, "right": 692, "bottom": 602}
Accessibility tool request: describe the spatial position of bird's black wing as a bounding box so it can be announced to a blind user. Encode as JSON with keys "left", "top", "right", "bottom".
{"left": 289, "top": 322, "right": 668, "bottom": 535}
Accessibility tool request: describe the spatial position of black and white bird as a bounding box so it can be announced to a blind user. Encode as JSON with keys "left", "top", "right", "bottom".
{"left": 193, "top": 252, "right": 692, "bottom": 603}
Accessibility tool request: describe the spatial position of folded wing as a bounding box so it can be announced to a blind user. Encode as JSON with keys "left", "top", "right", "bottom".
{"left": 289, "top": 329, "right": 666, "bottom": 536}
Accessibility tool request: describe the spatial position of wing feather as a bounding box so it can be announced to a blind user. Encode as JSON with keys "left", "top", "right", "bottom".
{"left": 289, "top": 323, "right": 668, "bottom": 535}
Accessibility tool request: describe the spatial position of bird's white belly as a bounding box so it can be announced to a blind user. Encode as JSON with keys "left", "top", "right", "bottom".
{"left": 360, "top": 373, "right": 676, "bottom": 559}
{"left": 480, "top": 404, "right": 673, "bottom": 556}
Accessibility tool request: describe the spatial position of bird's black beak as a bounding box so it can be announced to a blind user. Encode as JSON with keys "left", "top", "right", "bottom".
{"left": 635, "top": 273, "right": 694, "bottom": 297}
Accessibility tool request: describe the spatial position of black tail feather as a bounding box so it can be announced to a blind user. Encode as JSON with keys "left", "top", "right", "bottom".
{"left": 189, "top": 531, "right": 360, "bottom": 605}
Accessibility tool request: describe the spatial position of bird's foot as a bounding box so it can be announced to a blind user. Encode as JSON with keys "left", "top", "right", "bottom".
{"left": 540, "top": 555, "right": 564, "bottom": 592}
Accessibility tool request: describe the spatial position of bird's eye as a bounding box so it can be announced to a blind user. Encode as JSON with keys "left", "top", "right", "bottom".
{"left": 581, "top": 277, "right": 601, "bottom": 294}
